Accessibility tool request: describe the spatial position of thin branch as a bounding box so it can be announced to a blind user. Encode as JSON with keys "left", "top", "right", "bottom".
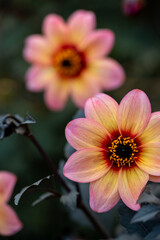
{"left": 27, "top": 133, "right": 70, "bottom": 193}
{"left": 25, "top": 131, "right": 110, "bottom": 239}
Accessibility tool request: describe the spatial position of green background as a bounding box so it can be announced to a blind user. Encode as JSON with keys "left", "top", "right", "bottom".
{"left": 0, "top": 0, "right": 160, "bottom": 239}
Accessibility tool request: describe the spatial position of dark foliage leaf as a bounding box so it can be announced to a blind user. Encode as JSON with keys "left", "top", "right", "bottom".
{"left": 72, "top": 109, "right": 85, "bottom": 119}
{"left": 118, "top": 201, "right": 148, "bottom": 237}
{"left": 64, "top": 109, "right": 84, "bottom": 159}
{"left": 145, "top": 225, "right": 160, "bottom": 240}
{"left": 14, "top": 175, "right": 55, "bottom": 205}
{"left": 32, "top": 192, "right": 54, "bottom": 206}
{"left": 131, "top": 205, "right": 160, "bottom": 223}
{"left": 64, "top": 142, "right": 76, "bottom": 159}
{"left": 0, "top": 113, "right": 35, "bottom": 139}
{"left": 137, "top": 184, "right": 160, "bottom": 205}
{"left": 115, "top": 233, "right": 142, "bottom": 240}
{"left": 60, "top": 190, "right": 79, "bottom": 210}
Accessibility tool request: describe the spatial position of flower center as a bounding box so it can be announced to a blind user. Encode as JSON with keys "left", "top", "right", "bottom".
{"left": 108, "top": 136, "right": 138, "bottom": 167}
{"left": 53, "top": 46, "right": 86, "bottom": 78}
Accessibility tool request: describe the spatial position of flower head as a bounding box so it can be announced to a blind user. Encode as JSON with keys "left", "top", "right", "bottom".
{"left": 23, "top": 10, "right": 125, "bottom": 111}
{"left": 0, "top": 171, "right": 23, "bottom": 236}
{"left": 122, "top": 0, "right": 145, "bottom": 16}
{"left": 63, "top": 89, "right": 160, "bottom": 212}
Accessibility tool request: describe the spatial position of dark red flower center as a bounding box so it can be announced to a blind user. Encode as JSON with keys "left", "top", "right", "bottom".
{"left": 108, "top": 135, "right": 138, "bottom": 167}
{"left": 53, "top": 45, "right": 86, "bottom": 78}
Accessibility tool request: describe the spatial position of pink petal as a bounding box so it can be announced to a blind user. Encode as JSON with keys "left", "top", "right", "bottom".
{"left": 0, "top": 204, "right": 23, "bottom": 236}
{"left": 42, "top": 14, "right": 68, "bottom": 45}
{"left": 117, "top": 89, "right": 151, "bottom": 138}
{"left": 23, "top": 35, "right": 52, "bottom": 65}
{"left": 85, "top": 93, "right": 119, "bottom": 136}
{"left": 118, "top": 165, "right": 149, "bottom": 211}
{"left": 89, "top": 167, "right": 120, "bottom": 212}
{"left": 0, "top": 172, "right": 16, "bottom": 204}
{"left": 68, "top": 10, "right": 96, "bottom": 43}
{"left": 44, "top": 79, "right": 70, "bottom": 111}
{"left": 71, "top": 77, "right": 101, "bottom": 108}
{"left": 90, "top": 58, "right": 125, "bottom": 91}
{"left": 81, "top": 30, "right": 115, "bottom": 58}
{"left": 25, "top": 66, "right": 55, "bottom": 92}
{"left": 138, "top": 112, "right": 160, "bottom": 145}
{"left": 149, "top": 175, "right": 160, "bottom": 183}
{"left": 136, "top": 143, "right": 160, "bottom": 176}
{"left": 65, "top": 118, "right": 110, "bottom": 150}
{"left": 63, "top": 148, "right": 112, "bottom": 183}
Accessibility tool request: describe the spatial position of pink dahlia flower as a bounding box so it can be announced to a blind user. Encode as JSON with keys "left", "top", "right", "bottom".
{"left": 0, "top": 171, "right": 23, "bottom": 236}
{"left": 63, "top": 89, "right": 160, "bottom": 212}
{"left": 122, "top": 0, "right": 145, "bottom": 16}
{"left": 23, "top": 10, "right": 125, "bottom": 111}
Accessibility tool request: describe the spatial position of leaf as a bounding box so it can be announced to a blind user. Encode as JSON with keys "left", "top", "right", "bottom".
{"left": 73, "top": 109, "right": 85, "bottom": 119}
{"left": 64, "top": 109, "right": 84, "bottom": 159}
{"left": 32, "top": 192, "right": 54, "bottom": 206}
{"left": 60, "top": 190, "right": 79, "bottom": 210}
{"left": 145, "top": 225, "right": 160, "bottom": 240}
{"left": 131, "top": 205, "right": 160, "bottom": 223}
{"left": 14, "top": 175, "right": 55, "bottom": 205}
{"left": 0, "top": 114, "right": 36, "bottom": 139}
{"left": 118, "top": 201, "right": 148, "bottom": 237}
{"left": 64, "top": 143, "right": 76, "bottom": 159}
{"left": 137, "top": 184, "right": 160, "bottom": 205}
{"left": 115, "top": 233, "right": 143, "bottom": 240}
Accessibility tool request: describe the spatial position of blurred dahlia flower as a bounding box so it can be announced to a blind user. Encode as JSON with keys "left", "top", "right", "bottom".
{"left": 23, "top": 10, "right": 125, "bottom": 111}
{"left": 0, "top": 171, "right": 23, "bottom": 236}
{"left": 63, "top": 89, "right": 160, "bottom": 212}
{"left": 122, "top": 0, "right": 145, "bottom": 16}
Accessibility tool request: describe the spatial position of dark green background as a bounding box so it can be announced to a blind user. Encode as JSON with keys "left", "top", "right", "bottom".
{"left": 0, "top": 0, "right": 160, "bottom": 239}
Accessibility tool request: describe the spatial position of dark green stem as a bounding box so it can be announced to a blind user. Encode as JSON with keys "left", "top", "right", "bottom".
{"left": 25, "top": 131, "right": 110, "bottom": 239}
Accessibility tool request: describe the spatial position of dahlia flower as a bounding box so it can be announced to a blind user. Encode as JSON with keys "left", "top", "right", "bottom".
{"left": 23, "top": 10, "right": 125, "bottom": 110}
{"left": 0, "top": 171, "right": 23, "bottom": 235}
{"left": 122, "top": 0, "right": 145, "bottom": 16}
{"left": 63, "top": 89, "right": 160, "bottom": 212}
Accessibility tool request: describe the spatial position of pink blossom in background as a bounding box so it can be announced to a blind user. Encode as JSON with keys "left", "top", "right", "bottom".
{"left": 63, "top": 89, "right": 160, "bottom": 212}
{"left": 23, "top": 10, "right": 125, "bottom": 111}
{"left": 0, "top": 171, "right": 23, "bottom": 236}
{"left": 122, "top": 0, "right": 145, "bottom": 16}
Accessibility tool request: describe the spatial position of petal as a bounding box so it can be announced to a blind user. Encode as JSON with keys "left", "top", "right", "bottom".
{"left": 44, "top": 79, "right": 70, "bottom": 111}
{"left": 117, "top": 89, "right": 151, "bottom": 138}
{"left": 136, "top": 143, "right": 160, "bottom": 176}
{"left": 0, "top": 204, "right": 23, "bottom": 236}
{"left": 65, "top": 118, "right": 110, "bottom": 150}
{"left": 23, "top": 35, "right": 52, "bottom": 65}
{"left": 81, "top": 30, "right": 115, "bottom": 58}
{"left": 85, "top": 93, "right": 119, "bottom": 136}
{"left": 25, "top": 66, "right": 55, "bottom": 92}
{"left": 149, "top": 175, "right": 160, "bottom": 183}
{"left": 42, "top": 14, "right": 68, "bottom": 46}
{"left": 0, "top": 172, "right": 16, "bottom": 204}
{"left": 89, "top": 167, "right": 120, "bottom": 212}
{"left": 118, "top": 165, "right": 149, "bottom": 211}
{"left": 138, "top": 112, "right": 160, "bottom": 145}
{"left": 63, "top": 148, "right": 112, "bottom": 183}
{"left": 71, "top": 77, "right": 101, "bottom": 108}
{"left": 89, "top": 59, "right": 125, "bottom": 91}
{"left": 68, "top": 10, "right": 96, "bottom": 43}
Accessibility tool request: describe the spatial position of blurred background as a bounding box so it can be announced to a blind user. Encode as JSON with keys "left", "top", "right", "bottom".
{"left": 0, "top": 0, "right": 160, "bottom": 239}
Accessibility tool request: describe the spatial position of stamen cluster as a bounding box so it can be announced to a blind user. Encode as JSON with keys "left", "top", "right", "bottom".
{"left": 53, "top": 46, "right": 85, "bottom": 78}
{"left": 109, "top": 135, "right": 138, "bottom": 167}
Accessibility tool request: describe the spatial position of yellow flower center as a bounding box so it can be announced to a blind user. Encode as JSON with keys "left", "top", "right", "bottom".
{"left": 53, "top": 46, "right": 86, "bottom": 78}
{"left": 108, "top": 136, "right": 138, "bottom": 167}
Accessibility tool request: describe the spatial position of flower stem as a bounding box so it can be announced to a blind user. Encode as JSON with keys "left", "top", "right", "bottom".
{"left": 27, "top": 133, "right": 70, "bottom": 192}
{"left": 26, "top": 132, "right": 110, "bottom": 239}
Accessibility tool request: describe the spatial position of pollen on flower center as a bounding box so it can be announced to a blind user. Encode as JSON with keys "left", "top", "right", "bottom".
{"left": 53, "top": 46, "right": 86, "bottom": 78}
{"left": 108, "top": 135, "right": 138, "bottom": 167}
